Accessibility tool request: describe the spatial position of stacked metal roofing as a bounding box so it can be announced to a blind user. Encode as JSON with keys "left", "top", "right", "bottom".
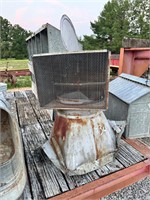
{"left": 109, "top": 73, "right": 150, "bottom": 104}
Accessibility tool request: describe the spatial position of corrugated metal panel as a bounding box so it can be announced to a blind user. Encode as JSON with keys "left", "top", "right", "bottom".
{"left": 120, "top": 73, "right": 150, "bottom": 87}
{"left": 109, "top": 74, "right": 150, "bottom": 104}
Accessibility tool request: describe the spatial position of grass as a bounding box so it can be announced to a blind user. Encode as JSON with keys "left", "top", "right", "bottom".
{"left": 0, "top": 59, "right": 29, "bottom": 70}
{"left": 6, "top": 76, "right": 31, "bottom": 89}
{"left": 0, "top": 59, "right": 31, "bottom": 89}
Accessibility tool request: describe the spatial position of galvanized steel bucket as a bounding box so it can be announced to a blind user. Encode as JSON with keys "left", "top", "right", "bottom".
{"left": 0, "top": 94, "right": 26, "bottom": 200}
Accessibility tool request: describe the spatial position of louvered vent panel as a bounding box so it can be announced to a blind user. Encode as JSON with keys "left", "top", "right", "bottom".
{"left": 32, "top": 50, "right": 109, "bottom": 109}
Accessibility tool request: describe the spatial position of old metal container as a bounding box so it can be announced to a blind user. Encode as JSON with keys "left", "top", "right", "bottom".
{"left": 43, "top": 110, "right": 116, "bottom": 175}
{"left": 0, "top": 94, "right": 26, "bottom": 200}
{"left": 105, "top": 73, "right": 150, "bottom": 138}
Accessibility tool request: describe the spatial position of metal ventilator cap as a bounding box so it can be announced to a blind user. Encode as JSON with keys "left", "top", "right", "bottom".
{"left": 60, "top": 14, "right": 81, "bottom": 52}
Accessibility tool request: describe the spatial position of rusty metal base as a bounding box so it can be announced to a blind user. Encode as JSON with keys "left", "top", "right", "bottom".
{"left": 43, "top": 110, "right": 117, "bottom": 175}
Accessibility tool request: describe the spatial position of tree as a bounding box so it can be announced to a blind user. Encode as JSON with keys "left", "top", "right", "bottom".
{"left": 128, "top": 0, "right": 150, "bottom": 38}
{"left": 11, "top": 24, "right": 31, "bottom": 59}
{"left": 0, "top": 17, "right": 13, "bottom": 58}
{"left": 0, "top": 16, "right": 32, "bottom": 59}
{"left": 80, "top": 35, "right": 100, "bottom": 50}
{"left": 82, "top": 0, "right": 150, "bottom": 53}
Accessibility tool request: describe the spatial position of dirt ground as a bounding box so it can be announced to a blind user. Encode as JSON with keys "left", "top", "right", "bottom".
{"left": 7, "top": 87, "right": 31, "bottom": 92}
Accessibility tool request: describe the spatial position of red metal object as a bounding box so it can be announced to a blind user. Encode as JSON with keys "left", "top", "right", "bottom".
{"left": 0, "top": 69, "right": 30, "bottom": 77}
{"left": 110, "top": 54, "right": 120, "bottom": 66}
{"left": 118, "top": 48, "right": 150, "bottom": 76}
{"left": 49, "top": 138, "right": 150, "bottom": 200}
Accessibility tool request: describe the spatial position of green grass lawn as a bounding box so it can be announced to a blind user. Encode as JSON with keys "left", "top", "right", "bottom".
{"left": 0, "top": 59, "right": 29, "bottom": 70}
{"left": 0, "top": 59, "right": 31, "bottom": 89}
{"left": 6, "top": 76, "right": 31, "bottom": 89}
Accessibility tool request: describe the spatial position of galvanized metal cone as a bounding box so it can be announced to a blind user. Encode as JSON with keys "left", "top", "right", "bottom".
{"left": 43, "top": 110, "right": 117, "bottom": 176}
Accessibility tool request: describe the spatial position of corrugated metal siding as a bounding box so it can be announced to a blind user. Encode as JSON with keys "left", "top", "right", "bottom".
{"left": 120, "top": 73, "right": 150, "bottom": 87}
{"left": 104, "top": 94, "right": 129, "bottom": 121}
{"left": 109, "top": 74, "right": 150, "bottom": 104}
{"left": 126, "top": 93, "right": 150, "bottom": 138}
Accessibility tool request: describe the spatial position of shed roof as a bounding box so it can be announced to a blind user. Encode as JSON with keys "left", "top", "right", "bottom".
{"left": 109, "top": 73, "right": 150, "bottom": 104}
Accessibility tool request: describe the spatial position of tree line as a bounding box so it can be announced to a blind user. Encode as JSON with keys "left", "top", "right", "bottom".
{"left": 0, "top": 16, "right": 32, "bottom": 59}
{"left": 81, "top": 0, "right": 149, "bottom": 53}
{"left": 0, "top": 0, "right": 149, "bottom": 59}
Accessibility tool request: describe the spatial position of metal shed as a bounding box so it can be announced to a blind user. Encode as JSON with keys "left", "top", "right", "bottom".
{"left": 26, "top": 23, "right": 67, "bottom": 96}
{"left": 26, "top": 23, "right": 66, "bottom": 60}
{"left": 105, "top": 73, "right": 150, "bottom": 138}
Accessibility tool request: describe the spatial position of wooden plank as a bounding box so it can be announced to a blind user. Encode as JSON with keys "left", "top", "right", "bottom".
{"left": 125, "top": 138, "right": 150, "bottom": 158}
{"left": 70, "top": 174, "right": 92, "bottom": 187}
{"left": 139, "top": 138, "right": 150, "bottom": 148}
{"left": 42, "top": 152, "right": 71, "bottom": 193}
{"left": 116, "top": 152, "right": 133, "bottom": 167}
{"left": 120, "top": 139, "right": 146, "bottom": 159}
{"left": 86, "top": 171, "right": 100, "bottom": 180}
{"left": 21, "top": 124, "right": 71, "bottom": 198}
{"left": 119, "top": 145, "right": 145, "bottom": 163}
{"left": 25, "top": 90, "right": 53, "bottom": 139}
{"left": 23, "top": 149, "right": 46, "bottom": 200}
{"left": 15, "top": 91, "right": 37, "bottom": 127}
{"left": 62, "top": 174, "right": 77, "bottom": 190}
{"left": 115, "top": 140, "right": 146, "bottom": 167}
{"left": 15, "top": 90, "right": 29, "bottom": 99}
{"left": 21, "top": 125, "right": 59, "bottom": 198}
{"left": 95, "top": 159, "right": 124, "bottom": 177}
{"left": 96, "top": 166, "right": 110, "bottom": 177}
{"left": 16, "top": 101, "right": 38, "bottom": 127}
{"left": 105, "top": 158, "right": 124, "bottom": 173}
{"left": 26, "top": 90, "right": 52, "bottom": 123}
{"left": 39, "top": 120, "right": 53, "bottom": 139}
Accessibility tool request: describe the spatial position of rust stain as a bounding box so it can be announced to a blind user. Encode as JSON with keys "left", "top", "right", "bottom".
{"left": 98, "top": 122, "right": 104, "bottom": 135}
{"left": 95, "top": 138, "right": 103, "bottom": 160}
{"left": 53, "top": 115, "right": 87, "bottom": 141}
{"left": 90, "top": 119, "right": 94, "bottom": 130}
{"left": 90, "top": 119, "right": 104, "bottom": 160}
{"left": 53, "top": 115, "right": 69, "bottom": 140}
{"left": 90, "top": 119, "right": 99, "bottom": 160}
{"left": 69, "top": 118, "right": 87, "bottom": 126}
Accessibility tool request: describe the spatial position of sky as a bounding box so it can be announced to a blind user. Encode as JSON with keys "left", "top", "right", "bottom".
{"left": 1, "top": 0, "right": 108, "bottom": 38}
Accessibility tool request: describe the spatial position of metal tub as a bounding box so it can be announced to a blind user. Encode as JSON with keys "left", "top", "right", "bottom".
{"left": 0, "top": 96, "right": 26, "bottom": 200}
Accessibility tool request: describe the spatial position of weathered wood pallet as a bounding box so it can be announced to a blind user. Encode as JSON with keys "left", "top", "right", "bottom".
{"left": 4, "top": 90, "right": 147, "bottom": 200}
